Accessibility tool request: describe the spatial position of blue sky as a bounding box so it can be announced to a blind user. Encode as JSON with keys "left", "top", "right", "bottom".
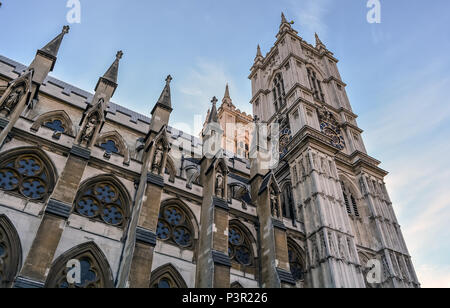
{"left": 1, "top": 0, "right": 449, "bottom": 287}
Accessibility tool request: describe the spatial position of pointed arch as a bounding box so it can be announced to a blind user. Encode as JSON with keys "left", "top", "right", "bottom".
{"left": 0, "top": 215, "right": 22, "bottom": 288}
{"left": 339, "top": 173, "right": 362, "bottom": 217}
{"left": 30, "top": 110, "right": 75, "bottom": 137}
{"left": 228, "top": 220, "right": 257, "bottom": 268}
{"left": 45, "top": 242, "right": 114, "bottom": 288}
{"left": 287, "top": 238, "right": 307, "bottom": 285}
{"left": 165, "top": 155, "right": 176, "bottom": 183}
{"left": 231, "top": 281, "right": 244, "bottom": 288}
{"left": 73, "top": 174, "right": 132, "bottom": 228}
{"left": 0, "top": 146, "right": 58, "bottom": 202}
{"left": 306, "top": 64, "right": 327, "bottom": 103}
{"left": 96, "top": 130, "right": 130, "bottom": 165}
{"left": 157, "top": 198, "right": 199, "bottom": 249}
{"left": 0, "top": 69, "right": 33, "bottom": 116}
{"left": 280, "top": 181, "right": 296, "bottom": 222}
{"left": 150, "top": 264, "right": 187, "bottom": 288}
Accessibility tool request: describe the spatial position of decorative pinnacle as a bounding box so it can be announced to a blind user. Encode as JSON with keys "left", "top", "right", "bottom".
{"left": 62, "top": 25, "right": 70, "bottom": 34}
{"left": 165, "top": 75, "right": 173, "bottom": 85}
{"left": 116, "top": 50, "right": 124, "bottom": 60}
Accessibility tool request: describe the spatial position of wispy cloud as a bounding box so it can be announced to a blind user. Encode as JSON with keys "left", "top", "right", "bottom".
{"left": 290, "top": 0, "right": 333, "bottom": 37}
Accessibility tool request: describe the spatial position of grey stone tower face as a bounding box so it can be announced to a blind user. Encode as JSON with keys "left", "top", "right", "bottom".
{"left": 249, "top": 14, "right": 419, "bottom": 288}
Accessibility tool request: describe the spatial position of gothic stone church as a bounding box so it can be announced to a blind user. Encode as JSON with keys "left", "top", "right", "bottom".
{"left": 0, "top": 14, "right": 419, "bottom": 288}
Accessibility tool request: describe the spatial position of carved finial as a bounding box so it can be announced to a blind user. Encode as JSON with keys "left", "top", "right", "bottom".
{"left": 116, "top": 50, "right": 124, "bottom": 60}
{"left": 211, "top": 96, "right": 218, "bottom": 106}
{"left": 62, "top": 25, "right": 70, "bottom": 34}
{"left": 281, "top": 12, "right": 287, "bottom": 23}
{"left": 165, "top": 75, "right": 173, "bottom": 85}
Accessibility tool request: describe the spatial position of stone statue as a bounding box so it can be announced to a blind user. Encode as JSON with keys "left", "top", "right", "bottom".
{"left": 215, "top": 171, "right": 224, "bottom": 198}
{"left": 152, "top": 144, "right": 164, "bottom": 174}
{"left": 80, "top": 115, "right": 98, "bottom": 146}
{"left": 270, "top": 189, "right": 279, "bottom": 218}
{"left": 1, "top": 86, "right": 25, "bottom": 115}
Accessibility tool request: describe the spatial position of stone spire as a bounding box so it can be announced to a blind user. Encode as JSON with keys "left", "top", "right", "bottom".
{"left": 207, "top": 96, "right": 219, "bottom": 123}
{"left": 103, "top": 50, "right": 123, "bottom": 85}
{"left": 315, "top": 32, "right": 326, "bottom": 50}
{"left": 277, "top": 12, "right": 297, "bottom": 39}
{"left": 38, "top": 25, "right": 70, "bottom": 59}
{"left": 156, "top": 75, "right": 172, "bottom": 109}
{"left": 222, "top": 84, "right": 234, "bottom": 107}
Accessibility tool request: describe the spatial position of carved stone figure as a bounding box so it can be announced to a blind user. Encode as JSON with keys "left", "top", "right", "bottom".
{"left": 80, "top": 115, "right": 98, "bottom": 146}
{"left": 215, "top": 171, "right": 224, "bottom": 198}
{"left": 1, "top": 85, "right": 25, "bottom": 115}
{"left": 270, "top": 189, "right": 279, "bottom": 218}
{"left": 152, "top": 144, "right": 164, "bottom": 174}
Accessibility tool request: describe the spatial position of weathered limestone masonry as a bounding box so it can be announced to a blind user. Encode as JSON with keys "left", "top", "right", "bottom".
{"left": 15, "top": 49, "right": 123, "bottom": 288}
{"left": 123, "top": 76, "right": 173, "bottom": 288}
{"left": 249, "top": 121, "right": 294, "bottom": 288}
{"left": 0, "top": 13, "right": 419, "bottom": 288}
{"left": 196, "top": 98, "right": 232, "bottom": 288}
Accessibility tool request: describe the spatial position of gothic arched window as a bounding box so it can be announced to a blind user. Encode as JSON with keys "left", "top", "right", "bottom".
{"left": 287, "top": 240, "right": 306, "bottom": 284}
{"left": 0, "top": 149, "right": 56, "bottom": 202}
{"left": 74, "top": 177, "right": 130, "bottom": 227}
{"left": 228, "top": 225, "right": 254, "bottom": 267}
{"left": 156, "top": 201, "right": 195, "bottom": 249}
{"left": 272, "top": 73, "right": 286, "bottom": 112}
{"left": 307, "top": 68, "right": 325, "bottom": 102}
{"left": 341, "top": 182, "right": 360, "bottom": 217}
{"left": 150, "top": 264, "right": 188, "bottom": 288}
{"left": 0, "top": 215, "right": 22, "bottom": 288}
{"left": 45, "top": 242, "right": 114, "bottom": 289}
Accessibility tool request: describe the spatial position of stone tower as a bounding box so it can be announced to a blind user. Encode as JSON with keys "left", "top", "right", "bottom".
{"left": 248, "top": 13, "right": 419, "bottom": 288}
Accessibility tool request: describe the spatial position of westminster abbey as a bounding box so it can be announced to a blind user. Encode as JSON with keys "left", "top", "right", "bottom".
{"left": 0, "top": 14, "right": 419, "bottom": 288}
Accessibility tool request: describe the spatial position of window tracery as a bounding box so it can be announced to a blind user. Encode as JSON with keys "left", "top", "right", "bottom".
{"left": 156, "top": 203, "right": 195, "bottom": 249}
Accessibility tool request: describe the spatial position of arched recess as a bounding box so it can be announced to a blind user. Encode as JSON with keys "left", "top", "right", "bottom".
{"left": 339, "top": 173, "right": 362, "bottom": 217}
{"left": 150, "top": 264, "right": 188, "bottom": 288}
{"left": 96, "top": 131, "right": 130, "bottom": 165}
{"left": 45, "top": 242, "right": 114, "bottom": 288}
{"left": 73, "top": 174, "right": 132, "bottom": 228}
{"left": 209, "top": 157, "right": 229, "bottom": 200}
{"left": 228, "top": 220, "right": 257, "bottom": 274}
{"left": 30, "top": 110, "right": 75, "bottom": 137}
{"left": 287, "top": 238, "right": 307, "bottom": 287}
{"left": 305, "top": 64, "right": 327, "bottom": 103}
{"left": 0, "top": 215, "right": 22, "bottom": 288}
{"left": 280, "top": 181, "right": 296, "bottom": 223}
{"left": 0, "top": 146, "right": 58, "bottom": 202}
{"left": 164, "top": 155, "right": 176, "bottom": 183}
{"left": 230, "top": 281, "right": 244, "bottom": 288}
{"left": 156, "top": 198, "right": 199, "bottom": 250}
{"left": 0, "top": 69, "right": 33, "bottom": 117}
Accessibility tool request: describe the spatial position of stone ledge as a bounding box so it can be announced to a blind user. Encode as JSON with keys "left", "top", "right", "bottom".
{"left": 13, "top": 276, "right": 45, "bottom": 288}
{"left": 272, "top": 218, "right": 287, "bottom": 230}
{"left": 45, "top": 199, "right": 72, "bottom": 219}
{"left": 213, "top": 197, "right": 229, "bottom": 211}
{"left": 276, "top": 268, "right": 296, "bottom": 285}
{"left": 212, "top": 250, "right": 231, "bottom": 267}
{"left": 136, "top": 227, "right": 157, "bottom": 246}
{"left": 70, "top": 144, "right": 91, "bottom": 160}
{"left": 147, "top": 173, "right": 165, "bottom": 188}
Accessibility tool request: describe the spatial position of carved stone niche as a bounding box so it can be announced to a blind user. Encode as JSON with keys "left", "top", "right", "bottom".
{"left": 0, "top": 70, "right": 33, "bottom": 118}
{"left": 269, "top": 184, "right": 282, "bottom": 219}
{"left": 213, "top": 158, "right": 229, "bottom": 200}
{"left": 148, "top": 127, "right": 171, "bottom": 176}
